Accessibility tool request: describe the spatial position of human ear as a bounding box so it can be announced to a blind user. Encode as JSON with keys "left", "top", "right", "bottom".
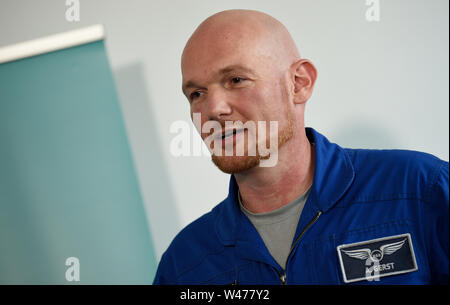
{"left": 290, "top": 59, "right": 317, "bottom": 105}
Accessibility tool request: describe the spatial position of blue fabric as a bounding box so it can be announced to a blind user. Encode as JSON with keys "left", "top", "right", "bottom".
{"left": 154, "top": 128, "right": 449, "bottom": 284}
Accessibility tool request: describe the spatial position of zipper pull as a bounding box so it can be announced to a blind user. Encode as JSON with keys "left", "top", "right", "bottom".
{"left": 280, "top": 273, "right": 287, "bottom": 285}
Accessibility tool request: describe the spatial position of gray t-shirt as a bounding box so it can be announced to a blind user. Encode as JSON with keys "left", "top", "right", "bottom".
{"left": 238, "top": 187, "right": 311, "bottom": 269}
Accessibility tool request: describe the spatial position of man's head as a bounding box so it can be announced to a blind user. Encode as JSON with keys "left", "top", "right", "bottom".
{"left": 181, "top": 9, "right": 317, "bottom": 173}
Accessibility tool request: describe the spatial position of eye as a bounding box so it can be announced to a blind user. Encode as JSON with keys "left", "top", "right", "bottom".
{"left": 231, "top": 77, "right": 244, "bottom": 84}
{"left": 190, "top": 91, "right": 202, "bottom": 101}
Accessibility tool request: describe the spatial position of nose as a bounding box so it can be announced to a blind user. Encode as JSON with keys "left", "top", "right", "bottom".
{"left": 205, "top": 85, "right": 232, "bottom": 121}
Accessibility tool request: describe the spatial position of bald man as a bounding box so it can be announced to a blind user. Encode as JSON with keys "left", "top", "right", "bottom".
{"left": 154, "top": 10, "right": 449, "bottom": 285}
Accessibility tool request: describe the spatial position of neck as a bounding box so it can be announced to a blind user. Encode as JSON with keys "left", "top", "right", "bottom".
{"left": 234, "top": 128, "right": 315, "bottom": 214}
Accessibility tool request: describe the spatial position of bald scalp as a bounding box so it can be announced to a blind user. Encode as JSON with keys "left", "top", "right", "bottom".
{"left": 182, "top": 9, "right": 301, "bottom": 73}
{"left": 180, "top": 10, "right": 317, "bottom": 175}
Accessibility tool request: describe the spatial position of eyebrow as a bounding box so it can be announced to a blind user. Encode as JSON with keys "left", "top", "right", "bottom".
{"left": 218, "top": 65, "right": 257, "bottom": 76}
{"left": 182, "top": 65, "right": 257, "bottom": 96}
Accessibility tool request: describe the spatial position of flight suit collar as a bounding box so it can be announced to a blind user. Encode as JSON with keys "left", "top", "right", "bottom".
{"left": 215, "top": 127, "right": 355, "bottom": 247}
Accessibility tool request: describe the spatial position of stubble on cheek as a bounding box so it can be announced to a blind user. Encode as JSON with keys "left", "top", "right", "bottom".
{"left": 210, "top": 112, "right": 294, "bottom": 174}
{"left": 211, "top": 74, "right": 295, "bottom": 173}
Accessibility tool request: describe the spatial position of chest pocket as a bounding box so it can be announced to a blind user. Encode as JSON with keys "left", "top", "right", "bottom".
{"left": 306, "top": 220, "right": 428, "bottom": 284}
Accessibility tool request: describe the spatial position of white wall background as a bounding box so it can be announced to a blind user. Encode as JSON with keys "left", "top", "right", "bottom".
{"left": 1, "top": 0, "right": 448, "bottom": 261}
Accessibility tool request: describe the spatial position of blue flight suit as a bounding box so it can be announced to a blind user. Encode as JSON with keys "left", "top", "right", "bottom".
{"left": 154, "top": 128, "right": 449, "bottom": 284}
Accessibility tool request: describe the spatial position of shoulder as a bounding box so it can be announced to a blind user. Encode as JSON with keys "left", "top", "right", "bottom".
{"left": 343, "top": 148, "right": 448, "bottom": 202}
{"left": 346, "top": 148, "right": 444, "bottom": 169}
{"left": 169, "top": 205, "right": 222, "bottom": 255}
{"left": 154, "top": 201, "right": 226, "bottom": 284}
{"left": 346, "top": 148, "right": 446, "bottom": 178}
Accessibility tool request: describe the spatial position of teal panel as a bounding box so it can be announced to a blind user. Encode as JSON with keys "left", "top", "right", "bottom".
{"left": 0, "top": 40, "right": 156, "bottom": 284}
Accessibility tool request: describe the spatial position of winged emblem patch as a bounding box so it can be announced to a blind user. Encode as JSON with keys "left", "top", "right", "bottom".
{"left": 342, "top": 238, "right": 406, "bottom": 262}
{"left": 337, "top": 233, "right": 418, "bottom": 283}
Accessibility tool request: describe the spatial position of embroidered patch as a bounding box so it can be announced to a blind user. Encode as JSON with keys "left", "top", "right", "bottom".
{"left": 337, "top": 233, "right": 418, "bottom": 283}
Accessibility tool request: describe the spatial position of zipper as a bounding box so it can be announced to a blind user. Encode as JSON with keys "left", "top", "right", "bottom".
{"left": 278, "top": 210, "right": 322, "bottom": 285}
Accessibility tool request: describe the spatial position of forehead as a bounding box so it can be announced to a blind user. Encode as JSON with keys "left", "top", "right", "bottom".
{"left": 181, "top": 35, "right": 271, "bottom": 86}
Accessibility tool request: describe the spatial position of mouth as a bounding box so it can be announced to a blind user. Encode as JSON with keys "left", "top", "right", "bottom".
{"left": 217, "top": 129, "right": 244, "bottom": 141}
{"left": 222, "top": 129, "right": 237, "bottom": 139}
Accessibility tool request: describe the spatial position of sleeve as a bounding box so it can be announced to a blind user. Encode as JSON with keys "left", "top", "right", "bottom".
{"left": 152, "top": 258, "right": 164, "bottom": 285}
{"left": 425, "top": 160, "right": 449, "bottom": 284}
{"left": 153, "top": 252, "right": 176, "bottom": 285}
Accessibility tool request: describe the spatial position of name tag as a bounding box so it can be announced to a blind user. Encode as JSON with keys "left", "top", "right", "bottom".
{"left": 337, "top": 233, "right": 418, "bottom": 283}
